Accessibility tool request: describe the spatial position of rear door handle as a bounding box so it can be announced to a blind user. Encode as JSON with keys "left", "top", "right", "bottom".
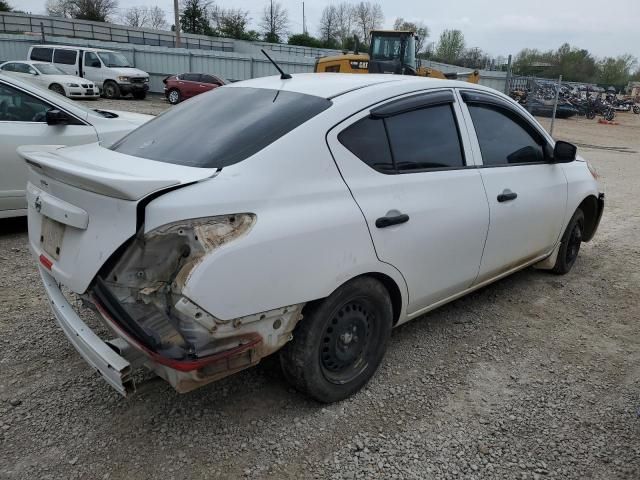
{"left": 376, "top": 213, "right": 410, "bottom": 229}
{"left": 497, "top": 189, "right": 518, "bottom": 202}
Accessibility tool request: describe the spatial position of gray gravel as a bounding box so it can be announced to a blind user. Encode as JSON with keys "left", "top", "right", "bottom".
{"left": 1, "top": 107, "right": 639, "bottom": 480}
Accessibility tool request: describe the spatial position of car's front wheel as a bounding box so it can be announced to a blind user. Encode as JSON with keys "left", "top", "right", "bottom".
{"left": 280, "top": 277, "right": 393, "bottom": 403}
{"left": 49, "top": 83, "right": 66, "bottom": 96}
{"left": 102, "top": 81, "right": 121, "bottom": 99}
{"left": 553, "top": 208, "right": 585, "bottom": 274}
{"left": 167, "top": 88, "right": 181, "bottom": 105}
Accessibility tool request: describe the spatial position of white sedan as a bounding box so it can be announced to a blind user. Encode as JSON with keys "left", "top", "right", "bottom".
{"left": 21, "top": 74, "right": 604, "bottom": 402}
{"left": 0, "top": 60, "right": 100, "bottom": 99}
{"left": 0, "top": 73, "right": 152, "bottom": 218}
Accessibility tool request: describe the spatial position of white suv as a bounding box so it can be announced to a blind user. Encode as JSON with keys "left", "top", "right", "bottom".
{"left": 21, "top": 74, "right": 604, "bottom": 402}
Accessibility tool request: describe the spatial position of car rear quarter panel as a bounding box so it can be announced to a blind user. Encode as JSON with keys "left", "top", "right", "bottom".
{"left": 142, "top": 115, "right": 408, "bottom": 322}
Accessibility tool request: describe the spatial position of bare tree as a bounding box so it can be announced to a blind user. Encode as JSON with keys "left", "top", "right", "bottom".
{"left": 260, "top": 0, "right": 288, "bottom": 43}
{"left": 334, "top": 2, "right": 355, "bottom": 49}
{"left": 45, "top": 0, "right": 74, "bottom": 17}
{"left": 70, "top": 0, "right": 118, "bottom": 22}
{"left": 393, "top": 17, "right": 429, "bottom": 53}
{"left": 146, "top": 6, "right": 168, "bottom": 29}
{"left": 318, "top": 5, "right": 339, "bottom": 47}
{"left": 352, "top": 2, "right": 383, "bottom": 46}
{"left": 120, "top": 6, "right": 149, "bottom": 27}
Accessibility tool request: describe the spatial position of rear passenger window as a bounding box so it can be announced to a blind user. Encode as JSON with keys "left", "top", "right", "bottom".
{"left": 338, "top": 117, "right": 394, "bottom": 173}
{"left": 386, "top": 104, "right": 465, "bottom": 171}
{"left": 53, "top": 49, "right": 77, "bottom": 65}
{"left": 30, "top": 47, "right": 53, "bottom": 62}
{"left": 182, "top": 73, "right": 201, "bottom": 82}
{"left": 468, "top": 105, "right": 545, "bottom": 166}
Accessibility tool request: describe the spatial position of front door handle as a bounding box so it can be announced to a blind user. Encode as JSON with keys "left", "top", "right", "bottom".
{"left": 497, "top": 189, "right": 518, "bottom": 203}
{"left": 376, "top": 213, "right": 410, "bottom": 229}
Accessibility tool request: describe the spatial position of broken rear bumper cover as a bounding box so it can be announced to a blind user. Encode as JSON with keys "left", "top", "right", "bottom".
{"left": 39, "top": 266, "right": 303, "bottom": 396}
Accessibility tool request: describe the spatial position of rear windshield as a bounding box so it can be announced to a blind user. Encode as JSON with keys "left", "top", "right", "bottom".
{"left": 111, "top": 87, "right": 332, "bottom": 168}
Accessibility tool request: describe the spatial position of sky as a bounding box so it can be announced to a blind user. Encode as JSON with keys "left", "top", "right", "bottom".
{"left": 14, "top": 0, "right": 640, "bottom": 60}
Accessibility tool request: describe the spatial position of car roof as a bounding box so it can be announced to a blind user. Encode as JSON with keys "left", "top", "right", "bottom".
{"left": 30, "top": 44, "right": 112, "bottom": 53}
{"left": 228, "top": 73, "right": 484, "bottom": 100}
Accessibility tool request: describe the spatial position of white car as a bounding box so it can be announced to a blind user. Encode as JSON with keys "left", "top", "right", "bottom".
{"left": 0, "top": 60, "right": 100, "bottom": 99}
{"left": 0, "top": 73, "right": 152, "bottom": 218}
{"left": 21, "top": 74, "right": 604, "bottom": 402}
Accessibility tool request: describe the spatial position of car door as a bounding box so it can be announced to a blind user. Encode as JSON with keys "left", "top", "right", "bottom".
{"left": 328, "top": 90, "right": 490, "bottom": 315}
{"left": 458, "top": 90, "right": 568, "bottom": 283}
{"left": 83, "top": 51, "right": 105, "bottom": 88}
{"left": 0, "top": 81, "right": 97, "bottom": 215}
{"left": 53, "top": 48, "right": 79, "bottom": 76}
{"left": 200, "top": 75, "right": 222, "bottom": 94}
{"left": 177, "top": 74, "right": 199, "bottom": 99}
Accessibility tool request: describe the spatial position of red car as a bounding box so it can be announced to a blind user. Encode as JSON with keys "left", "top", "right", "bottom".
{"left": 163, "top": 73, "right": 226, "bottom": 104}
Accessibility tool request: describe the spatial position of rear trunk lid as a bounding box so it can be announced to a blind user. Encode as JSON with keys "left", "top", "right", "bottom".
{"left": 20, "top": 144, "right": 217, "bottom": 293}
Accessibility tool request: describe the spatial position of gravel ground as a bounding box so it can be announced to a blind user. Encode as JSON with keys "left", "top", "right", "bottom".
{"left": 1, "top": 101, "right": 639, "bottom": 480}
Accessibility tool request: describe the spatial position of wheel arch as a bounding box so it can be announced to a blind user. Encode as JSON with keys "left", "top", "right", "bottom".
{"left": 577, "top": 194, "right": 600, "bottom": 242}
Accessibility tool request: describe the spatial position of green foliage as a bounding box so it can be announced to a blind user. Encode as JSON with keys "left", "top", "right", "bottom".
{"left": 434, "top": 30, "right": 465, "bottom": 64}
{"left": 0, "top": 0, "right": 12, "bottom": 12}
{"left": 288, "top": 33, "right": 323, "bottom": 48}
{"left": 180, "top": 0, "right": 213, "bottom": 35}
{"left": 513, "top": 43, "right": 638, "bottom": 86}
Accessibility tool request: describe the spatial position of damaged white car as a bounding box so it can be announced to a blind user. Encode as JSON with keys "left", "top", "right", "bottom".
{"left": 23, "top": 74, "right": 603, "bottom": 402}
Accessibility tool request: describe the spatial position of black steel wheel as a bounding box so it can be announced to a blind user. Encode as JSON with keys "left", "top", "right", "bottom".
{"left": 553, "top": 208, "right": 585, "bottom": 275}
{"left": 102, "top": 81, "right": 121, "bottom": 99}
{"left": 280, "top": 277, "right": 393, "bottom": 403}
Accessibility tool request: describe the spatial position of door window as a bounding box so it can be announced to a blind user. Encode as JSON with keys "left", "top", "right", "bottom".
{"left": 201, "top": 75, "right": 223, "bottom": 85}
{"left": 338, "top": 99, "right": 465, "bottom": 173}
{"left": 84, "top": 51, "right": 101, "bottom": 68}
{"left": 30, "top": 47, "right": 53, "bottom": 62}
{"left": 468, "top": 105, "right": 545, "bottom": 166}
{"left": 53, "top": 49, "right": 78, "bottom": 65}
{"left": 385, "top": 104, "right": 465, "bottom": 171}
{"left": 181, "top": 73, "right": 201, "bottom": 82}
{"left": 0, "top": 82, "right": 51, "bottom": 122}
{"left": 0, "top": 62, "right": 17, "bottom": 72}
{"left": 338, "top": 117, "right": 394, "bottom": 173}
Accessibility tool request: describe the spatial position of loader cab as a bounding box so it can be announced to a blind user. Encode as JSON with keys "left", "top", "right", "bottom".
{"left": 368, "top": 30, "right": 417, "bottom": 75}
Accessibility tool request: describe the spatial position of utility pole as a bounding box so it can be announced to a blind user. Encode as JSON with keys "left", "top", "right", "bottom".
{"left": 303, "top": 2, "right": 306, "bottom": 35}
{"left": 550, "top": 74, "right": 563, "bottom": 137}
{"left": 173, "top": 0, "right": 181, "bottom": 48}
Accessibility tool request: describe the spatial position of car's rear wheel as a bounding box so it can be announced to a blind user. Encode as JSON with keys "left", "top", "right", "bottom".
{"left": 280, "top": 277, "right": 393, "bottom": 403}
{"left": 103, "top": 81, "right": 121, "bottom": 99}
{"left": 49, "top": 83, "right": 65, "bottom": 96}
{"left": 167, "top": 88, "right": 181, "bottom": 105}
{"left": 553, "top": 209, "right": 585, "bottom": 275}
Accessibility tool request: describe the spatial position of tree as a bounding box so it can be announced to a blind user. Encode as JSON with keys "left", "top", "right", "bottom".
{"left": 598, "top": 54, "right": 638, "bottom": 86}
{"left": 260, "top": 0, "right": 289, "bottom": 43}
{"left": 435, "top": 29, "right": 465, "bottom": 64}
{"left": 393, "top": 17, "right": 429, "bottom": 53}
{"left": 120, "top": 6, "right": 167, "bottom": 29}
{"left": 0, "top": 0, "right": 12, "bottom": 12}
{"left": 46, "top": 0, "right": 117, "bottom": 21}
{"left": 180, "top": 0, "right": 212, "bottom": 35}
{"left": 318, "top": 5, "right": 339, "bottom": 49}
{"left": 334, "top": 2, "right": 355, "bottom": 49}
{"left": 288, "top": 33, "right": 323, "bottom": 48}
{"left": 352, "top": 1, "right": 383, "bottom": 47}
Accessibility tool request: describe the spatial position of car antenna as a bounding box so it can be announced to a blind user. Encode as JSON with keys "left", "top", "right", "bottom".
{"left": 261, "top": 49, "right": 292, "bottom": 80}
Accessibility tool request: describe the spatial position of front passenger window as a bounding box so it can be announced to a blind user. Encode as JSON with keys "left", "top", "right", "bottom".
{"left": 468, "top": 105, "right": 545, "bottom": 166}
{"left": 0, "top": 83, "right": 51, "bottom": 122}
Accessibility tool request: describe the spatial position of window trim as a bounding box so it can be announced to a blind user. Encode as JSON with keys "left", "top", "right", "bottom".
{"left": 459, "top": 89, "right": 556, "bottom": 168}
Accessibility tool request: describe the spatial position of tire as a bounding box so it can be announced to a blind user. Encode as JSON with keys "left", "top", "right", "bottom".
{"left": 586, "top": 110, "right": 596, "bottom": 120}
{"left": 167, "top": 88, "right": 181, "bottom": 105}
{"left": 633, "top": 105, "right": 640, "bottom": 114}
{"left": 552, "top": 209, "right": 585, "bottom": 275}
{"left": 605, "top": 109, "right": 615, "bottom": 122}
{"left": 133, "top": 91, "right": 146, "bottom": 100}
{"left": 48, "top": 83, "right": 66, "bottom": 96}
{"left": 279, "top": 277, "right": 393, "bottom": 403}
{"left": 102, "top": 81, "right": 121, "bottom": 99}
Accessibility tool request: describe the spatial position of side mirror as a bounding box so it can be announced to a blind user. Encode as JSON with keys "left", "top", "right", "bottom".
{"left": 46, "top": 109, "right": 70, "bottom": 126}
{"left": 553, "top": 141, "right": 577, "bottom": 163}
